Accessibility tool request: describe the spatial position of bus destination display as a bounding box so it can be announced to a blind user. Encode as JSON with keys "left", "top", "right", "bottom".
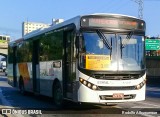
{"left": 81, "top": 16, "right": 145, "bottom": 30}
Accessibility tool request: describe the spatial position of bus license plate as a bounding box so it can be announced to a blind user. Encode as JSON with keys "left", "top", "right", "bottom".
{"left": 113, "top": 93, "right": 124, "bottom": 98}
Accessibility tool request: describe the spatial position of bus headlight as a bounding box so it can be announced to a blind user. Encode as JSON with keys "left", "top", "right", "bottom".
{"left": 136, "top": 84, "right": 141, "bottom": 90}
{"left": 83, "top": 81, "right": 87, "bottom": 85}
{"left": 92, "top": 85, "right": 97, "bottom": 90}
{"left": 80, "top": 78, "right": 83, "bottom": 82}
{"left": 135, "top": 79, "right": 146, "bottom": 90}
{"left": 143, "top": 79, "right": 146, "bottom": 84}
{"left": 87, "top": 83, "right": 91, "bottom": 88}
{"left": 140, "top": 82, "right": 144, "bottom": 87}
{"left": 79, "top": 77, "right": 99, "bottom": 90}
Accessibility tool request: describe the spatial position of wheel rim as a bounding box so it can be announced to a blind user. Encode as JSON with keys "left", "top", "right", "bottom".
{"left": 20, "top": 84, "right": 24, "bottom": 94}
{"left": 53, "top": 84, "right": 63, "bottom": 106}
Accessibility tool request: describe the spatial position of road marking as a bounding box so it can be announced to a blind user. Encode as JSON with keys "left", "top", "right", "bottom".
{"left": 137, "top": 101, "right": 160, "bottom": 108}
{"left": 131, "top": 102, "right": 160, "bottom": 117}
{"left": 147, "top": 87, "right": 160, "bottom": 91}
{"left": 142, "top": 114, "right": 156, "bottom": 117}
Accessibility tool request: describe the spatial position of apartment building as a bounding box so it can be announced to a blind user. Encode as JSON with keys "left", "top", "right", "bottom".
{"left": 22, "top": 22, "right": 50, "bottom": 36}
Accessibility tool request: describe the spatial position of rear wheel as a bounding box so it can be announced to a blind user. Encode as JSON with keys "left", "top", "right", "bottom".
{"left": 53, "top": 82, "right": 64, "bottom": 108}
{"left": 19, "top": 76, "right": 25, "bottom": 94}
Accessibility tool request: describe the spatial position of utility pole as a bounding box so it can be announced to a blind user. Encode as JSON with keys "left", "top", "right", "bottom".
{"left": 133, "top": 0, "right": 144, "bottom": 19}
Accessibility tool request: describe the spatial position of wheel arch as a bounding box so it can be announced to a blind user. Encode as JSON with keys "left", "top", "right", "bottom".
{"left": 18, "top": 75, "right": 24, "bottom": 87}
{"left": 18, "top": 75, "right": 25, "bottom": 94}
{"left": 52, "top": 78, "right": 62, "bottom": 95}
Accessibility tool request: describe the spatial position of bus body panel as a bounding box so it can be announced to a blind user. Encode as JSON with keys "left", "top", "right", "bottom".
{"left": 39, "top": 60, "right": 62, "bottom": 97}
{"left": 78, "top": 84, "right": 145, "bottom": 103}
{"left": 7, "top": 64, "right": 14, "bottom": 86}
{"left": 16, "top": 62, "right": 33, "bottom": 92}
{"left": 78, "top": 70, "right": 146, "bottom": 103}
{"left": 79, "top": 71, "right": 146, "bottom": 87}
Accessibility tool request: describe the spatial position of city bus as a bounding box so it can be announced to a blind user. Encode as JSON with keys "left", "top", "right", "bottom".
{"left": 7, "top": 13, "right": 146, "bottom": 106}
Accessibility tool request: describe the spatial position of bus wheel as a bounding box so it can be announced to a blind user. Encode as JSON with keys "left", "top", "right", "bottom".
{"left": 19, "top": 78, "right": 25, "bottom": 94}
{"left": 53, "top": 82, "right": 63, "bottom": 108}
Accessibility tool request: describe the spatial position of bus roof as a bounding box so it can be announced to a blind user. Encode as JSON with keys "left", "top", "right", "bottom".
{"left": 23, "top": 15, "right": 81, "bottom": 40}
{"left": 20, "top": 13, "right": 143, "bottom": 41}
{"left": 91, "top": 13, "right": 139, "bottom": 19}
{"left": 9, "top": 38, "right": 23, "bottom": 47}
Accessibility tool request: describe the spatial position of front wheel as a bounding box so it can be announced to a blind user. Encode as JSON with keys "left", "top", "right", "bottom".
{"left": 53, "top": 82, "right": 64, "bottom": 108}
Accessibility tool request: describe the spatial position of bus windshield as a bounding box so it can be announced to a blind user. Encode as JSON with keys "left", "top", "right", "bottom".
{"left": 79, "top": 31, "right": 145, "bottom": 71}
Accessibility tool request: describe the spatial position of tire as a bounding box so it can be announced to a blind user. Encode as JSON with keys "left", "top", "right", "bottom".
{"left": 53, "top": 82, "right": 63, "bottom": 108}
{"left": 19, "top": 77, "right": 25, "bottom": 95}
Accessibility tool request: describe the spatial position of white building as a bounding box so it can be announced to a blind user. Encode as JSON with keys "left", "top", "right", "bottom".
{"left": 0, "top": 35, "right": 10, "bottom": 41}
{"left": 52, "top": 19, "right": 64, "bottom": 25}
{"left": 22, "top": 22, "right": 50, "bottom": 36}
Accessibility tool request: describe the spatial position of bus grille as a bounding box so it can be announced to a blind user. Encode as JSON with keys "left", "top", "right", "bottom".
{"left": 98, "top": 86, "right": 136, "bottom": 90}
{"left": 99, "top": 94, "right": 136, "bottom": 100}
{"left": 92, "top": 74, "right": 141, "bottom": 80}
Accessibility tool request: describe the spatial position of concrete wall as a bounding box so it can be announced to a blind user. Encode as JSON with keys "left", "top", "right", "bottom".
{"left": 0, "top": 48, "right": 7, "bottom": 55}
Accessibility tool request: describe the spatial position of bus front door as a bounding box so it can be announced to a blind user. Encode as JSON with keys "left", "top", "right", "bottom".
{"left": 63, "top": 29, "right": 76, "bottom": 100}
{"left": 13, "top": 46, "right": 17, "bottom": 87}
{"left": 32, "top": 40, "right": 40, "bottom": 94}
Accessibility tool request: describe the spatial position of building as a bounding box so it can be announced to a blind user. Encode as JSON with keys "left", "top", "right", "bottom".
{"left": 22, "top": 22, "right": 50, "bottom": 36}
{"left": 52, "top": 19, "right": 64, "bottom": 25}
{"left": 0, "top": 35, "right": 9, "bottom": 57}
{"left": 0, "top": 35, "right": 10, "bottom": 42}
{"left": 0, "top": 35, "right": 10, "bottom": 48}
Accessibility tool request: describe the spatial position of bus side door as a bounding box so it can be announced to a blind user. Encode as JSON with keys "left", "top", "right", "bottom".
{"left": 63, "top": 28, "right": 76, "bottom": 99}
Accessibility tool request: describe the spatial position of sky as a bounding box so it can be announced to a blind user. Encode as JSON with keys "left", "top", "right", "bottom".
{"left": 0, "top": 0, "right": 160, "bottom": 41}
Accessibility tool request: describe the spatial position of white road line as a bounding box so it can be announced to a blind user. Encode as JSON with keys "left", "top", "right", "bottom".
{"left": 141, "top": 114, "right": 156, "bottom": 117}
{"left": 137, "top": 101, "right": 160, "bottom": 108}
{"left": 147, "top": 87, "right": 160, "bottom": 91}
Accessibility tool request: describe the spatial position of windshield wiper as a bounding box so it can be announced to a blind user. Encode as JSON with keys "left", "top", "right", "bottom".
{"left": 121, "top": 30, "right": 134, "bottom": 48}
{"left": 96, "top": 30, "right": 112, "bottom": 50}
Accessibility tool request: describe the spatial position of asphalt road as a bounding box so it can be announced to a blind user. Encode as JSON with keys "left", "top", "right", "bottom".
{"left": 0, "top": 72, "right": 160, "bottom": 117}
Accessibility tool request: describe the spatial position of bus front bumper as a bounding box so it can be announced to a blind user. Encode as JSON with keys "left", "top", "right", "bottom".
{"left": 78, "top": 84, "right": 146, "bottom": 103}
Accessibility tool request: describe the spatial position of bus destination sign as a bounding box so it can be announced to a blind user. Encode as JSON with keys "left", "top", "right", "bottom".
{"left": 81, "top": 16, "right": 145, "bottom": 30}
{"left": 89, "top": 18, "right": 138, "bottom": 29}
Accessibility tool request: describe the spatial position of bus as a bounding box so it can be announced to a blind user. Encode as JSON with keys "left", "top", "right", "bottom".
{"left": 7, "top": 13, "right": 146, "bottom": 106}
